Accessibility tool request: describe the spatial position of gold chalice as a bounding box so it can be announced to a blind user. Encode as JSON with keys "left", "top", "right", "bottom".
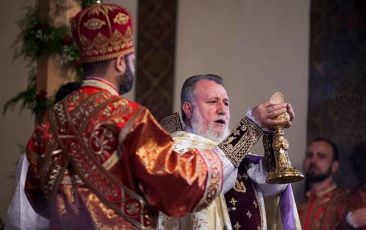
{"left": 266, "top": 92, "right": 304, "bottom": 184}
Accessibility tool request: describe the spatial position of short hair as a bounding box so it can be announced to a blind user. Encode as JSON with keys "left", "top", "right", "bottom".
{"left": 310, "top": 137, "right": 339, "bottom": 161}
{"left": 180, "top": 74, "right": 224, "bottom": 122}
{"left": 55, "top": 82, "right": 81, "bottom": 103}
{"left": 82, "top": 59, "right": 113, "bottom": 77}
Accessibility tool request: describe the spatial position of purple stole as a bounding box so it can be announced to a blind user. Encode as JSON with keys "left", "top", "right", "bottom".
{"left": 225, "top": 156, "right": 262, "bottom": 230}
{"left": 225, "top": 154, "right": 300, "bottom": 230}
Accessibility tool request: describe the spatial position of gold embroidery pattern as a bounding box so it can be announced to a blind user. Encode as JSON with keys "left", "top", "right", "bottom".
{"left": 63, "top": 185, "right": 80, "bottom": 215}
{"left": 101, "top": 152, "right": 119, "bottom": 171}
{"left": 219, "top": 117, "right": 263, "bottom": 167}
{"left": 40, "top": 108, "right": 68, "bottom": 201}
{"left": 263, "top": 131, "right": 275, "bottom": 172}
{"left": 81, "top": 79, "right": 118, "bottom": 96}
{"left": 61, "top": 153, "right": 119, "bottom": 185}
{"left": 114, "top": 12, "right": 130, "bottom": 25}
{"left": 72, "top": 3, "right": 134, "bottom": 63}
{"left": 90, "top": 193, "right": 119, "bottom": 219}
{"left": 89, "top": 122, "right": 118, "bottom": 156}
{"left": 83, "top": 47, "right": 134, "bottom": 63}
{"left": 125, "top": 200, "right": 142, "bottom": 216}
{"left": 253, "top": 200, "right": 258, "bottom": 208}
{"left": 61, "top": 170, "right": 84, "bottom": 185}
{"left": 160, "top": 112, "right": 183, "bottom": 133}
{"left": 93, "top": 33, "right": 109, "bottom": 53}
{"left": 79, "top": 29, "right": 133, "bottom": 62}
{"left": 44, "top": 150, "right": 63, "bottom": 198}
{"left": 171, "top": 131, "right": 218, "bottom": 152}
{"left": 70, "top": 92, "right": 116, "bottom": 132}
{"left": 50, "top": 90, "right": 154, "bottom": 229}
{"left": 233, "top": 180, "right": 246, "bottom": 193}
{"left": 194, "top": 149, "right": 223, "bottom": 211}
{"left": 84, "top": 18, "right": 106, "bottom": 30}
{"left": 80, "top": 35, "right": 94, "bottom": 52}
{"left": 110, "top": 30, "right": 123, "bottom": 48}
{"left": 57, "top": 198, "right": 67, "bottom": 217}
{"left": 55, "top": 100, "right": 117, "bottom": 199}
{"left": 234, "top": 221, "right": 241, "bottom": 230}
{"left": 230, "top": 197, "right": 238, "bottom": 207}
{"left": 158, "top": 212, "right": 178, "bottom": 229}
{"left": 87, "top": 193, "right": 133, "bottom": 229}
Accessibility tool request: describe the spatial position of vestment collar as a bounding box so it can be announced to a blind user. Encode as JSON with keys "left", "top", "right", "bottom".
{"left": 171, "top": 131, "right": 218, "bottom": 152}
{"left": 81, "top": 76, "right": 119, "bottom": 96}
{"left": 306, "top": 183, "right": 338, "bottom": 199}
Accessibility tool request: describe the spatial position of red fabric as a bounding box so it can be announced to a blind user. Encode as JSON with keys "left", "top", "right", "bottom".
{"left": 25, "top": 80, "right": 223, "bottom": 229}
{"left": 298, "top": 185, "right": 348, "bottom": 230}
{"left": 71, "top": 3, "right": 134, "bottom": 63}
{"left": 344, "top": 185, "right": 366, "bottom": 230}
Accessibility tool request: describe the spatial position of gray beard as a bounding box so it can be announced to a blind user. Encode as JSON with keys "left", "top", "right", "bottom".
{"left": 190, "top": 125, "right": 228, "bottom": 143}
{"left": 186, "top": 109, "right": 229, "bottom": 143}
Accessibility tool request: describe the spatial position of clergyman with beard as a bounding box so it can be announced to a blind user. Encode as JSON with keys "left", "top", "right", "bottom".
{"left": 158, "top": 74, "right": 302, "bottom": 230}
{"left": 16, "top": 2, "right": 257, "bottom": 229}
{"left": 298, "top": 137, "right": 348, "bottom": 230}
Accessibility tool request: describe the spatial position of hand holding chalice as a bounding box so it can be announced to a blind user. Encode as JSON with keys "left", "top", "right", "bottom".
{"left": 265, "top": 92, "right": 304, "bottom": 184}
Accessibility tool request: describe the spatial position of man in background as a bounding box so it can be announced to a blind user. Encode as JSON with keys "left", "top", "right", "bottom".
{"left": 344, "top": 142, "right": 366, "bottom": 229}
{"left": 298, "top": 138, "right": 348, "bottom": 230}
{"left": 159, "top": 74, "right": 300, "bottom": 230}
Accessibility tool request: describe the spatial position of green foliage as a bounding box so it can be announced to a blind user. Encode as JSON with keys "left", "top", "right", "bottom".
{"left": 3, "top": 69, "right": 50, "bottom": 122}
{"left": 14, "top": 4, "right": 81, "bottom": 67}
{"left": 4, "top": 1, "right": 91, "bottom": 118}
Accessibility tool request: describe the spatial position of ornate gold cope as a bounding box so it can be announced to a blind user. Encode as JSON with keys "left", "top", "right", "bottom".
{"left": 160, "top": 114, "right": 232, "bottom": 230}
{"left": 266, "top": 92, "right": 304, "bottom": 184}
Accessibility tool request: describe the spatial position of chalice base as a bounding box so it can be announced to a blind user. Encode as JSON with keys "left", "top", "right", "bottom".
{"left": 266, "top": 168, "right": 304, "bottom": 184}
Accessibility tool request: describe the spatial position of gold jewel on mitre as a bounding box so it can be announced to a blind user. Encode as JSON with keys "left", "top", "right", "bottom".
{"left": 71, "top": 2, "right": 134, "bottom": 63}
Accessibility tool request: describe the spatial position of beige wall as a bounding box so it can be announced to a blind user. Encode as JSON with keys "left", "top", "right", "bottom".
{"left": 0, "top": 0, "right": 36, "bottom": 219}
{"left": 0, "top": 0, "right": 309, "bottom": 220}
{"left": 174, "top": 0, "right": 310, "bottom": 200}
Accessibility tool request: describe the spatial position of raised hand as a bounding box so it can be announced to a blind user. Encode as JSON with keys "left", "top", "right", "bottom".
{"left": 251, "top": 101, "right": 295, "bottom": 130}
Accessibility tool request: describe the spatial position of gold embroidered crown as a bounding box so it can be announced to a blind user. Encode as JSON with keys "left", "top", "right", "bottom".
{"left": 71, "top": 2, "right": 134, "bottom": 63}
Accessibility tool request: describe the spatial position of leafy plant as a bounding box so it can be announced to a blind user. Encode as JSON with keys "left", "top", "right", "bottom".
{"left": 3, "top": 0, "right": 94, "bottom": 119}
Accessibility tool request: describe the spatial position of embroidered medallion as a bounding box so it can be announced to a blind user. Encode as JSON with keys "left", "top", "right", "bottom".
{"left": 84, "top": 18, "right": 106, "bottom": 30}
{"left": 114, "top": 12, "right": 129, "bottom": 25}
